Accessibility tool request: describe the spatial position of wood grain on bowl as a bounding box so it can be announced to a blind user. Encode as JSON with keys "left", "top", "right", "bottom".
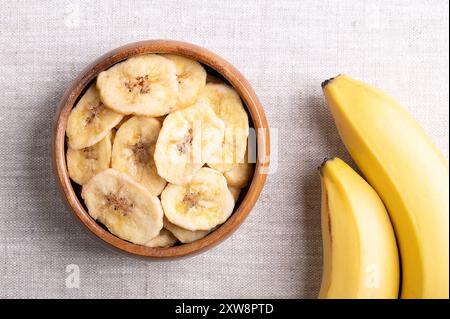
{"left": 51, "top": 40, "right": 270, "bottom": 259}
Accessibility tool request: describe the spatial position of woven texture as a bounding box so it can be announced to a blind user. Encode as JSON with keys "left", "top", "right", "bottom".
{"left": 0, "top": 0, "right": 448, "bottom": 299}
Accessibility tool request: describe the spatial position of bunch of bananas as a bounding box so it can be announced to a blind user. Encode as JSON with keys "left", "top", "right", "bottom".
{"left": 319, "top": 75, "right": 449, "bottom": 299}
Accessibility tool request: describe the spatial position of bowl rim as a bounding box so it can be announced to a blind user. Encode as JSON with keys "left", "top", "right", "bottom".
{"left": 51, "top": 40, "right": 270, "bottom": 259}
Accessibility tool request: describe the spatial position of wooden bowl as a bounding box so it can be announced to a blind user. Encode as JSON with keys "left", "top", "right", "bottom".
{"left": 51, "top": 40, "right": 270, "bottom": 259}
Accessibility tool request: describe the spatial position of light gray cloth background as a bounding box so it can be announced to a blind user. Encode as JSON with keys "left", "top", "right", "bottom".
{"left": 0, "top": 0, "right": 448, "bottom": 299}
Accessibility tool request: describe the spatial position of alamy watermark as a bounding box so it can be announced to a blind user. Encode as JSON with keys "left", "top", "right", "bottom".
{"left": 65, "top": 264, "right": 80, "bottom": 289}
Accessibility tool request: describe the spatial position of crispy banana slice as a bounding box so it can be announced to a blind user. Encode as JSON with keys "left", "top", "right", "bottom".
{"left": 155, "top": 101, "right": 225, "bottom": 185}
{"left": 161, "top": 167, "right": 235, "bottom": 231}
{"left": 223, "top": 149, "right": 254, "bottom": 188}
{"left": 66, "top": 85, "right": 123, "bottom": 149}
{"left": 67, "top": 132, "right": 112, "bottom": 185}
{"left": 144, "top": 228, "right": 178, "bottom": 248}
{"left": 199, "top": 83, "right": 249, "bottom": 172}
{"left": 163, "top": 216, "right": 211, "bottom": 244}
{"left": 81, "top": 169, "right": 163, "bottom": 245}
{"left": 112, "top": 116, "right": 166, "bottom": 195}
{"left": 96, "top": 54, "right": 178, "bottom": 116}
{"left": 228, "top": 187, "right": 241, "bottom": 202}
{"left": 162, "top": 54, "right": 206, "bottom": 109}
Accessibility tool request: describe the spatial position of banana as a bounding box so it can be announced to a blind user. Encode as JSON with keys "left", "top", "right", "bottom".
{"left": 223, "top": 148, "right": 254, "bottom": 188}
{"left": 66, "top": 85, "right": 123, "bottom": 149}
{"left": 319, "top": 158, "right": 400, "bottom": 299}
{"left": 154, "top": 101, "right": 225, "bottom": 185}
{"left": 199, "top": 83, "right": 249, "bottom": 172}
{"left": 161, "top": 167, "right": 235, "bottom": 231}
{"left": 163, "top": 216, "right": 211, "bottom": 244}
{"left": 96, "top": 54, "right": 179, "bottom": 116}
{"left": 111, "top": 116, "right": 166, "bottom": 196}
{"left": 162, "top": 54, "right": 207, "bottom": 109}
{"left": 67, "top": 132, "right": 112, "bottom": 185}
{"left": 322, "top": 75, "right": 449, "bottom": 298}
{"left": 228, "top": 187, "right": 241, "bottom": 202}
{"left": 81, "top": 169, "right": 163, "bottom": 245}
{"left": 144, "top": 228, "right": 178, "bottom": 248}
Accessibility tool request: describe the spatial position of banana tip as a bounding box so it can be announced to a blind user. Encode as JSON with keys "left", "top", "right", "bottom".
{"left": 318, "top": 157, "right": 333, "bottom": 176}
{"left": 321, "top": 75, "right": 341, "bottom": 89}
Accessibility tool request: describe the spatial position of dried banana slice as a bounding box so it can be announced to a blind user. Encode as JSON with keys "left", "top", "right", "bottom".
{"left": 199, "top": 83, "right": 249, "bottom": 172}
{"left": 161, "top": 167, "right": 235, "bottom": 231}
{"left": 144, "top": 228, "right": 178, "bottom": 248}
{"left": 163, "top": 216, "right": 211, "bottom": 244}
{"left": 162, "top": 54, "right": 206, "bottom": 109}
{"left": 154, "top": 101, "right": 225, "bottom": 185}
{"left": 66, "top": 85, "right": 123, "bottom": 149}
{"left": 111, "top": 116, "right": 166, "bottom": 195}
{"left": 81, "top": 169, "right": 163, "bottom": 245}
{"left": 223, "top": 149, "right": 254, "bottom": 188}
{"left": 228, "top": 187, "right": 241, "bottom": 202}
{"left": 96, "top": 54, "right": 178, "bottom": 116}
{"left": 67, "top": 132, "right": 112, "bottom": 185}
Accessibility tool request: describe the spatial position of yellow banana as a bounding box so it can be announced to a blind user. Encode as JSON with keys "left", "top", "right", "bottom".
{"left": 319, "top": 158, "right": 400, "bottom": 299}
{"left": 322, "top": 75, "right": 449, "bottom": 299}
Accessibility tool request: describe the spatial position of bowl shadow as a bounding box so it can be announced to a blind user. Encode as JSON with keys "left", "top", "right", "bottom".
{"left": 26, "top": 86, "right": 110, "bottom": 257}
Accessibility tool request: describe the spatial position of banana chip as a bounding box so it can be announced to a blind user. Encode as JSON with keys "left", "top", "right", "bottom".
{"left": 97, "top": 54, "right": 179, "bottom": 116}
{"left": 67, "top": 132, "right": 112, "bottom": 185}
{"left": 144, "top": 228, "right": 178, "bottom": 248}
{"left": 228, "top": 186, "right": 241, "bottom": 202}
{"left": 66, "top": 85, "right": 123, "bottom": 149}
{"left": 162, "top": 54, "right": 206, "bottom": 110}
{"left": 81, "top": 169, "right": 163, "bottom": 245}
{"left": 112, "top": 116, "right": 166, "bottom": 195}
{"left": 163, "top": 216, "right": 212, "bottom": 244}
{"left": 161, "top": 167, "right": 235, "bottom": 231}
{"left": 199, "top": 83, "right": 249, "bottom": 172}
{"left": 155, "top": 101, "right": 225, "bottom": 184}
{"left": 223, "top": 148, "right": 254, "bottom": 188}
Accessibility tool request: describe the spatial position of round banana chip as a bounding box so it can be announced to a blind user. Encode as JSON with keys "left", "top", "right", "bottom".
{"left": 161, "top": 167, "right": 235, "bottom": 231}
{"left": 162, "top": 54, "right": 206, "bottom": 110}
{"left": 223, "top": 149, "right": 254, "bottom": 188}
{"left": 199, "top": 83, "right": 249, "bottom": 172}
{"left": 81, "top": 169, "right": 164, "bottom": 245}
{"left": 96, "top": 54, "right": 179, "bottom": 116}
{"left": 112, "top": 116, "right": 166, "bottom": 196}
{"left": 144, "top": 228, "right": 178, "bottom": 248}
{"left": 155, "top": 101, "right": 225, "bottom": 185}
{"left": 228, "top": 186, "right": 241, "bottom": 202}
{"left": 163, "top": 216, "right": 211, "bottom": 244}
{"left": 67, "top": 132, "right": 112, "bottom": 185}
{"left": 66, "top": 85, "right": 124, "bottom": 149}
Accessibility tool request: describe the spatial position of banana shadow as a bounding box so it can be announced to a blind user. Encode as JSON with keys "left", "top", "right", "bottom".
{"left": 297, "top": 95, "right": 355, "bottom": 298}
